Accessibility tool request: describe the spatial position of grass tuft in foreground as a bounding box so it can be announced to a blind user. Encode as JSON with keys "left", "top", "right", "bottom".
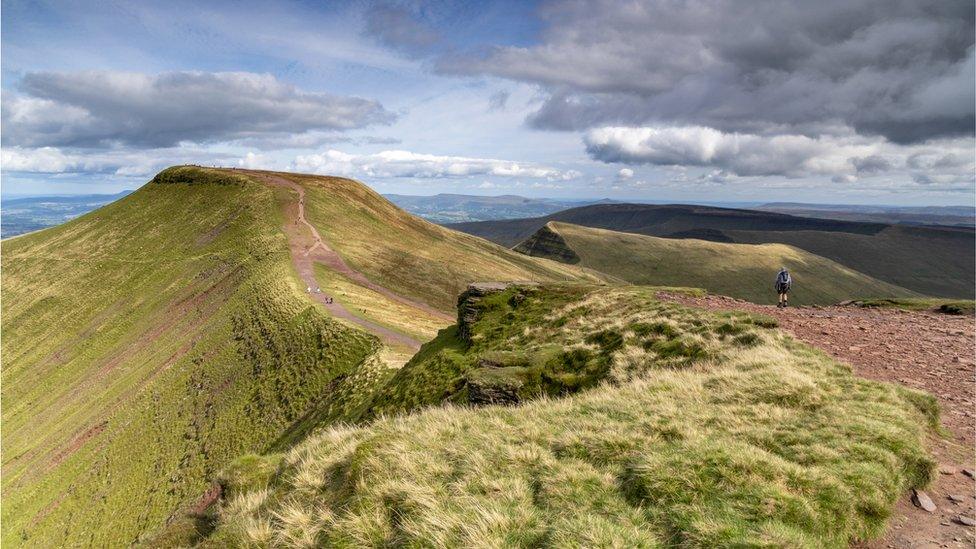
{"left": 195, "top": 285, "right": 937, "bottom": 547}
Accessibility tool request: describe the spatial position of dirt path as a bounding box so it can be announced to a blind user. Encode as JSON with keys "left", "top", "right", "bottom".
{"left": 660, "top": 293, "right": 976, "bottom": 548}
{"left": 237, "top": 171, "right": 447, "bottom": 350}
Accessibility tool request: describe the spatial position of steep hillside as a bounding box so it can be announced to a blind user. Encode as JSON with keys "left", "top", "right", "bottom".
{"left": 189, "top": 283, "right": 937, "bottom": 547}
{"left": 514, "top": 222, "right": 917, "bottom": 305}
{"left": 259, "top": 170, "right": 603, "bottom": 311}
{"left": 447, "top": 204, "right": 976, "bottom": 298}
{"left": 0, "top": 167, "right": 598, "bottom": 547}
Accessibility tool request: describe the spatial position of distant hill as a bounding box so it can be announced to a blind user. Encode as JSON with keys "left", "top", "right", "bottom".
{"left": 447, "top": 203, "right": 976, "bottom": 299}
{"left": 513, "top": 222, "right": 917, "bottom": 305}
{"left": 383, "top": 192, "right": 614, "bottom": 224}
{"left": 1, "top": 191, "right": 132, "bottom": 238}
{"left": 757, "top": 202, "right": 976, "bottom": 227}
{"left": 1, "top": 167, "right": 599, "bottom": 547}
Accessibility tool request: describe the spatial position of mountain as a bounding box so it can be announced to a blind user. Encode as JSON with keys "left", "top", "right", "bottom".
{"left": 447, "top": 203, "right": 976, "bottom": 299}
{"left": 175, "top": 282, "right": 935, "bottom": 547}
{"left": 383, "top": 193, "right": 613, "bottom": 224}
{"left": 0, "top": 167, "right": 600, "bottom": 547}
{"left": 0, "top": 191, "right": 133, "bottom": 238}
{"left": 513, "top": 222, "right": 917, "bottom": 305}
{"left": 757, "top": 202, "right": 976, "bottom": 227}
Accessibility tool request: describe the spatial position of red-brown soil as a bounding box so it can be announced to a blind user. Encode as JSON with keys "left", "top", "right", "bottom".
{"left": 660, "top": 292, "right": 976, "bottom": 548}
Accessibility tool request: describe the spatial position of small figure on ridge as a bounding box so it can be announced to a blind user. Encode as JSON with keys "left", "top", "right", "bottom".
{"left": 775, "top": 267, "right": 792, "bottom": 308}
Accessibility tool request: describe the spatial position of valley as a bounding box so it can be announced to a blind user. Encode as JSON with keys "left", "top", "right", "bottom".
{"left": 449, "top": 203, "right": 976, "bottom": 299}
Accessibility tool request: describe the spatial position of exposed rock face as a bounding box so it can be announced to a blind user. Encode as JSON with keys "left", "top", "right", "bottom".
{"left": 457, "top": 282, "right": 536, "bottom": 343}
{"left": 466, "top": 371, "right": 523, "bottom": 406}
{"left": 513, "top": 223, "right": 581, "bottom": 264}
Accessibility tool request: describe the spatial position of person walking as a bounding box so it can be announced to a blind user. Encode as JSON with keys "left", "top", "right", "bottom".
{"left": 775, "top": 267, "right": 792, "bottom": 308}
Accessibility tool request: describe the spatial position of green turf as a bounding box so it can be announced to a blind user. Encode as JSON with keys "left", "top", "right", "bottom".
{"left": 1, "top": 168, "right": 385, "bottom": 547}
{"left": 189, "top": 284, "right": 937, "bottom": 548}
{"left": 515, "top": 222, "right": 919, "bottom": 306}
{"left": 1, "top": 167, "right": 608, "bottom": 547}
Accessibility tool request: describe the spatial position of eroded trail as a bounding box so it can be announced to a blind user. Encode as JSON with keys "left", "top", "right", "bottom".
{"left": 242, "top": 171, "right": 443, "bottom": 350}
{"left": 660, "top": 292, "right": 976, "bottom": 548}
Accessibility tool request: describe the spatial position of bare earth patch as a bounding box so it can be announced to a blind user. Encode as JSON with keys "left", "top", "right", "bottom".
{"left": 660, "top": 292, "right": 975, "bottom": 548}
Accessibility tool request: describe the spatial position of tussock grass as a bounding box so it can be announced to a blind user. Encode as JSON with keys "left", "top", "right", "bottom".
{"left": 199, "top": 285, "right": 937, "bottom": 547}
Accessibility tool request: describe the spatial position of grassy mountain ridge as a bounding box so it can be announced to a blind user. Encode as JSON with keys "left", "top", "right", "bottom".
{"left": 513, "top": 221, "right": 918, "bottom": 305}
{"left": 189, "top": 283, "right": 937, "bottom": 547}
{"left": 1, "top": 166, "right": 600, "bottom": 547}
{"left": 2, "top": 168, "right": 387, "bottom": 547}
{"left": 447, "top": 203, "right": 975, "bottom": 298}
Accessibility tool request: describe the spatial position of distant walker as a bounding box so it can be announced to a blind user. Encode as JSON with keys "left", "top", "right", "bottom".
{"left": 775, "top": 267, "right": 792, "bottom": 308}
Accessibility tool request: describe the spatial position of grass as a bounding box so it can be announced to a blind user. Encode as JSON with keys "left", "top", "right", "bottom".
{"left": 845, "top": 298, "right": 976, "bottom": 315}
{"left": 516, "top": 222, "right": 919, "bottom": 306}
{"left": 192, "top": 284, "right": 938, "bottom": 548}
{"left": 0, "top": 167, "right": 383, "bottom": 547}
{"left": 312, "top": 263, "right": 449, "bottom": 341}
{"left": 450, "top": 205, "right": 975, "bottom": 299}
{"left": 1, "top": 167, "right": 613, "bottom": 547}
{"left": 282, "top": 173, "right": 606, "bottom": 311}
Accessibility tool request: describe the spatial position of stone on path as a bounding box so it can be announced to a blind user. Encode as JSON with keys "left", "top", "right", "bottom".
{"left": 912, "top": 489, "right": 937, "bottom": 512}
{"left": 952, "top": 515, "right": 976, "bottom": 527}
{"left": 963, "top": 469, "right": 975, "bottom": 479}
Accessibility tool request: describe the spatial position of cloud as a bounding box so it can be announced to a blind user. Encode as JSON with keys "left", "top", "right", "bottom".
{"left": 0, "top": 146, "right": 234, "bottom": 176}
{"left": 291, "top": 149, "right": 580, "bottom": 181}
{"left": 363, "top": 4, "right": 440, "bottom": 56}
{"left": 616, "top": 168, "right": 634, "bottom": 180}
{"left": 584, "top": 125, "right": 976, "bottom": 182}
{"left": 488, "top": 90, "right": 510, "bottom": 111}
{"left": 2, "top": 71, "right": 395, "bottom": 148}
{"left": 850, "top": 155, "right": 892, "bottom": 175}
{"left": 439, "top": 0, "right": 974, "bottom": 144}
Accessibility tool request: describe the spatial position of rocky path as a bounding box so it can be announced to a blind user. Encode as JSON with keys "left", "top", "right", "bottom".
{"left": 239, "top": 171, "right": 448, "bottom": 350}
{"left": 660, "top": 293, "right": 976, "bottom": 548}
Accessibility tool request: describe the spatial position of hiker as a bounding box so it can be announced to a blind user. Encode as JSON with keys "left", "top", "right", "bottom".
{"left": 775, "top": 267, "right": 792, "bottom": 308}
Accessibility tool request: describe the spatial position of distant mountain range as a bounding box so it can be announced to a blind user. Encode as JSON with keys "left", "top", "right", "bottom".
{"left": 383, "top": 193, "right": 618, "bottom": 223}
{"left": 1, "top": 191, "right": 132, "bottom": 238}
{"left": 758, "top": 202, "right": 975, "bottom": 227}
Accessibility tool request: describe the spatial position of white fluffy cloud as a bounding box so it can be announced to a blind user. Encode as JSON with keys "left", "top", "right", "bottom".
{"left": 291, "top": 149, "right": 581, "bottom": 181}
{"left": 2, "top": 71, "right": 395, "bottom": 148}
{"left": 584, "top": 125, "right": 976, "bottom": 184}
{"left": 0, "top": 146, "right": 232, "bottom": 177}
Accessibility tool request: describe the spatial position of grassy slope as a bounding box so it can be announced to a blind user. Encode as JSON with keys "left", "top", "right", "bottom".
{"left": 0, "top": 168, "right": 388, "bottom": 547}
{"left": 198, "top": 284, "right": 937, "bottom": 548}
{"left": 1, "top": 167, "right": 606, "bottom": 547}
{"left": 517, "top": 222, "right": 917, "bottom": 306}
{"left": 447, "top": 205, "right": 975, "bottom": 299}
{"left": 728, "top": 226, "right": 974, "bottom": 299}
{"left": 280, "top": 172, "right": 605, "bottom": 312}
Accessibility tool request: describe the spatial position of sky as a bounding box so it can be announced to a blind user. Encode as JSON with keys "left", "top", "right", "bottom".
{"left": 1, "top": 0, "right": 974, "bottom": 205}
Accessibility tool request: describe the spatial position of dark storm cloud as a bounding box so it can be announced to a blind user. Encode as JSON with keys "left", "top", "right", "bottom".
{"left": 363, "top": 3, "right": 441, "bottom": 57}
{"left": 2, "top": 71, "right": 396, "bottom": 148}
{"left": 439, "top": 0, "right": 975, "bottom": 143}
